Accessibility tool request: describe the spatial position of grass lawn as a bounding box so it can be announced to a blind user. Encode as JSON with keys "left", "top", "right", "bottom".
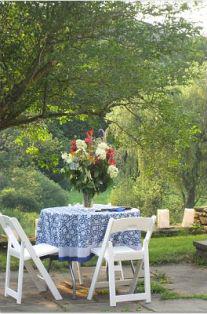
{"left": 68, "top": 189, "right": 111, "bottom": 206}
{"left": 149, "top": 234, "right": 207, "bottom": 265}
{"left": 1, "top": 233, "right": 207, "bottom": 272}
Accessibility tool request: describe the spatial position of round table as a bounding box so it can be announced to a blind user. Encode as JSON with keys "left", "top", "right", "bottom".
{"left": 36, "top": 204, "right": 141, "bottom": 263}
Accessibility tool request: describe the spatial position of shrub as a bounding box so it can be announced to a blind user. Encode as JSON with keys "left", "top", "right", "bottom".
{"left": 111, "top": 178, "right": 138, "bottom": 208}
{"left": 0, "top": 188, "right": 39, "bottom": 211}
{"left": 111, "top": 177, "right": 184, "bottom": 222}
{"left": 0, "top": 207, "right": 38, "bottom": 236}
{"left": 111, "top": 177, "right": 163, "bottom": 216}
{"left": 0, "top": 171, "right": 9, "bottom": 190}
{"left": 0, "top": 167, "right": 69, "bottom": 212}
{"left": 37, "top": 173, "right": 70, "bottom": 208}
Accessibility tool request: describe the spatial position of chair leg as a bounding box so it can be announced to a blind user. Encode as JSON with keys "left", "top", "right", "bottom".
{"left": 47, "top": 257, "right": 53, "bottom": 273}
{"left": 17, "top": 257, "right": 24, "bottom": 304}
{"left": 33, "top": 257, "right": 62, "bottom": 300}
{"left": 25, "top": 261, "right": 47, "bottom": 292}
{"left": 72, "top": 262, "right": 83, "bottom": 285}
{"left": 106, "top": 261, "right": 109, "bottom": 281}
{"left": 118, "top": 261, "right": 125, "bottom": 280}
{"left": 87, "top": 256, "right": 103, "bottom": 300}
{"left": 144, "top": 254, "right": 151, "bottom": 303}
{"left": 129, "top": 260, "right": 143, "bottom": 294}
{"left": 5, "top": 249, "right": 11, "bottom": 297}
{"left": 108, "top": 258, "right": 116, "bottom": 307}
{"left": 130, "top": 260, "right": 135, "bottom": 275}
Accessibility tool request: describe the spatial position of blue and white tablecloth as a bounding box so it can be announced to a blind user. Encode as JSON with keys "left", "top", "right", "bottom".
{"left": 36, "top": 204, "right": 141, "bottom": 262}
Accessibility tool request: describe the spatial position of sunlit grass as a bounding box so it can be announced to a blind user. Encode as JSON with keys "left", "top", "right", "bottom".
{"left": 149, "top": 234, "right": 207, "bottom": 265}
{"left": 68, "top": 189, "right": 111, "bottom": 205}
{"left": 0, "top": 231, "right": 207, "bottom": 271}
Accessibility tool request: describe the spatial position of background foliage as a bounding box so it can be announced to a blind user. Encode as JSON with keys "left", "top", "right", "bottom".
{"left": 0, "top": 1, "right": 207, "bottom": 224}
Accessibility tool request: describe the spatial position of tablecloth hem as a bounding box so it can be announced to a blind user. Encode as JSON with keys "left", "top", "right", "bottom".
{"left": 58, "top": 253, "right": 94, "bottom": 263}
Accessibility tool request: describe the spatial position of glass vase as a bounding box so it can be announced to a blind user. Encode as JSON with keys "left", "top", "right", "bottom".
{"left": 83, "top": 192, "right": 93, "bottom": 208}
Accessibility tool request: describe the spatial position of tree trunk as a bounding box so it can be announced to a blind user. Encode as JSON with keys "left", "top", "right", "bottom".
{"left": 185, "top": 187, "right": 196, "bottom": 208}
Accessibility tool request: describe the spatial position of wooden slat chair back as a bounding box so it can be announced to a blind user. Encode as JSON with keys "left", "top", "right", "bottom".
{"left": 0, "top": 214, "right": 62, "bottom": 304}
{"left": 87, "top": 215, "right": 156, "bottom": 306}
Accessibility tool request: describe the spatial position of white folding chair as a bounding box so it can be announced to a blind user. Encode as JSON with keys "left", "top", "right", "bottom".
{"left": 87, "top": 215, "right": 156, "bottom": 306}
{"left": 0, "top": 214, "right": 62, "bottom": 304}
{"left": 35, "top": 218, "right": 83, "bottom": 285}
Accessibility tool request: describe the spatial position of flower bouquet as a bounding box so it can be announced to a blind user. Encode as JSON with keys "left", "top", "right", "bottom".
{"left": 61, "top": 129, "right": 119, "bottom": 207}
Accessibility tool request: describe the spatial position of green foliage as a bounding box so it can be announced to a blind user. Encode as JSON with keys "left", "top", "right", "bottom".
{"left": 161, "top": 190, "right": 184, "bottom": 224}
{"left": 111, "top": 177, "right": 164, "bottom": 216}
{"left": 0, "top": 1, "right": 206, "bottom": 223}
{"left": 110, "top": 178, "right": 138, "bottom": 208}
{"left": 0, "top": 2, "right": 204, "bottom": 131}
{"left": 0, "top": 126, "right": 71, "bottom": 189}
{"left": 0, "top": 168, "right": 69, "bottom": 212}
{"left": 0, "top": 207, "right": 38, "bottom": 236}
{"left": 108, "top": 64, "right": 207, "bottom": 217}
{"left": 0, "top": 188, "right": 39, "bottom": 211}
{"left": 110, "top": 178, "right": 183, "bottom": 222}
{"left": 67, "top": 160, "right": 113, "bottom": 196}
{"left": 0, "top": 171, "right": 9, "bottom": 190}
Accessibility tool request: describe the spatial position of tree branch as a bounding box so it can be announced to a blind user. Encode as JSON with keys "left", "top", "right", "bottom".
{"left": 105, "top": 117, "right": 140, "bottom": 145}
{"left": 124, "top": 104, "right": 142, "bottom": 123}
{"left": 0, "top": 109, "right": 104, "bottom": 130}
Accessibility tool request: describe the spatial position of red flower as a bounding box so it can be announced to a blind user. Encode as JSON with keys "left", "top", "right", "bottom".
{"left": 106, "top": 148, "right": 115, "bottom": 159}
{"left": 108, "top": 158, "right": 116, "bottom": 166}
{"left": 70, "top": 139, "right": 77, "bottom": 153}
{"left": 85, "top": 137, "right": 93, "bottom": 144}
{"left": 106, "top": 148, "right": 116, "bottom": 165}
{"left": 86, "top": 128, "right": 94, "bottom": 138}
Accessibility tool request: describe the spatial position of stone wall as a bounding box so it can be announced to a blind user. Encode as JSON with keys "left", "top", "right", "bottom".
{"left": 194, "top": 207, "right": 207, "bottom": 226}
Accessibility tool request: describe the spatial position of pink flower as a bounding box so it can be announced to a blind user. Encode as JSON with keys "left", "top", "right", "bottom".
{"left": 85, "top": 137, "right": 93, "bottom": 144}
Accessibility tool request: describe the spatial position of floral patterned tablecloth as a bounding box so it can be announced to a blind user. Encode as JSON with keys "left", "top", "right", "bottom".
{"left": 36, "top": 204, "right": 141, "bottom": 262}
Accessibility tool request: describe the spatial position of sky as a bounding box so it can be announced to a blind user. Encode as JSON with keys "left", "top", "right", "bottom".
{"left": 179, "top": 0, "right": 207, "bottom": 35}
{"left": 140, "top": 0, "right": 207, "bottom": 35}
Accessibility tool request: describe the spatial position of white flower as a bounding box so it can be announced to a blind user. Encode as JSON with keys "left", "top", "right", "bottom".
{"left": 61, "top": 152, "right": 73, "bottom": 164}
{"left": 69, "top": 162, "right": 79, "bottom": 170}
{"left": 76, "top": 139, "right": 87, "bottom": 150}
{"left": 97, "top": 142, "right": 109, "bottom": 150}
{"left": 95, "top": 148, "right": 106, "bottom": 160}
{"left": 61, "top": 152, "right": 68, "bottom": 161}
{"left": 107, "top": 165, "right": 119, "bottom": 178}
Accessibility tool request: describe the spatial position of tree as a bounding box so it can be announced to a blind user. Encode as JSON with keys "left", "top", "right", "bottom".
{"left": 171, "top": 72, "right": 207, "bottom": 207}
{"left": 108, "top": 64, "right": 207, "bottom": 212}
{"left": 0, "top": 1, "right": 203, "bottom": 131}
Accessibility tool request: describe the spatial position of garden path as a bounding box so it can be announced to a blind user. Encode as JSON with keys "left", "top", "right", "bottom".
{"left": 0, "top": 263, "right": 207, "bottom": 313}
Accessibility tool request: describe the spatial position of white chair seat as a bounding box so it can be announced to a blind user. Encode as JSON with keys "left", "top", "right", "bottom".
{"left": 24, "top": 244, "right": 58, "bottom": 261}
{"left": 92, "top": 246, "right": 143, "bottom": 261}
{"left": 11, "top": 243, "right": 58, "bottom": 261}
